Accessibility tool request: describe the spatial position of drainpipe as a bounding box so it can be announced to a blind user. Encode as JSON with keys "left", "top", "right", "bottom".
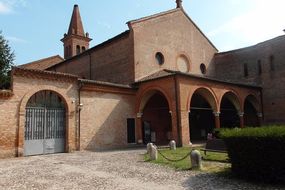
{"left": 88, "top": 51, "right": 92, "bottom": 79}
{"left": 77, "top": 81, "right": 83, "bottom": 151}
{"left": 174, "top": 75, "right": 182, "bottom": 146}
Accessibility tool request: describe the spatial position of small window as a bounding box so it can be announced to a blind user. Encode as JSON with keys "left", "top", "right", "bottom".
{"left": 65, "top": 46, "right": 68, "bottom": 57}
{"left": 200, "top": 63, "right": 206, "bottom": 74}
{"left": 257, "top": 60, "right": 262, "bottom": 75}
{"left": 68, "top": 45, "right": 71, "bottom": 57}
{"left": 244, "top": 63, "right": 248, "bottom": 77}
{"left": 155, "top": 52, "right": 164, "bottom": 65}
{"left": 82, "top": 46, "right": 86, "bottom": 52}
{"left": 270, "top": 55, "right": 275, "bottom": 71}
{"left": 76, "top": 45, "right": 80, "bottom": 55}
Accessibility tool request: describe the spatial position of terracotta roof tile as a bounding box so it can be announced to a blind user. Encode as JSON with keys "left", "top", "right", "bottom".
{"left": 19, "top": 55, "right": 64, "bottom": 70}
{"left": 135, "top": 69, "right": 261, "bottom": 89}
{"left": 79, "top": 79, "right": 133, "bottom": 89}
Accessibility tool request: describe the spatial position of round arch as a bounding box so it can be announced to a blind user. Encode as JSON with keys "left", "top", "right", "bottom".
{"left": 188, "top": 87, "right": 217, "bottom": 142}
{"left": 243, "top": 94, "right": 261, "bottom": 113}
{"left": 188, "top": 87, "right": 218, "bottom": 112}
{"left": 138, "top": 88, "right": 172, "bottom": 145}
{"left": 244, "top": 94, "right": 261, "bottom": 127}
{"left": 137, "top": 86, "right": 172, "bottom": 114}
{"left": 220, "top": 91, "right": 241, "bottom": 128}
{"left": 220, "top": 91, "right": 242, "bottom": 112}
{"left": 18, "top": 87, "right": 73, "bottom": 157}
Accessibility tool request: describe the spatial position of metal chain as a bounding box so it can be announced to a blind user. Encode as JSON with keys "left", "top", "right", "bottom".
{"left": 156, "top": 148, "right": 192, "bottom": 162}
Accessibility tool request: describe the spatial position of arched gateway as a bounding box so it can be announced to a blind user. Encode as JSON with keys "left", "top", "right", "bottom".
{"left": 24, "top": 90, "right": 66, "bottom": 156}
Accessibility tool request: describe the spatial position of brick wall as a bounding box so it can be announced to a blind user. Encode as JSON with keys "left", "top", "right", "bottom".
{"left": 79, "top": 89, "right": 136, "bottom": 150}
{"left": 0, "top": 74, "right": 78, "bottom": 158}
{"left": 213, "top": 35, "right": 285, "bottom": 124}
{"left": 51, "top": 32, "right": 134, "bottom": 84}
{"left": 130, "top": 9, "right": 217, "bottom": 81}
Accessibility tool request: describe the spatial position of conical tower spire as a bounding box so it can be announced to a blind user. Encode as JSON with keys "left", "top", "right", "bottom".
{"left": 68, "top": 4, "right": 85, "bottom": 36}
{"left": 61, "top": 4, "right": 92, "bottom": 59}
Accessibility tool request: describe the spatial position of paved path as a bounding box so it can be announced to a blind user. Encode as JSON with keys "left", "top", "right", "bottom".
{"left": 0, "top": 149, "right": 283, "bottom": 190}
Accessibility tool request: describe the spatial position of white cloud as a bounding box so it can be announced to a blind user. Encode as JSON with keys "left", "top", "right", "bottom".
{"left": 0, "top": 2, "right": 12, "bottom": 14}
{"left": 97, "top": 21, "right": 112, "bottom": 29}
{"left": 208, "top": 0, "right": 285, "bottom": 51}
{"left": 6, "top": 36, "right": 27, "bottom": 43}
{"left": 0, "top": 0, "right": 26, "bottom": 14}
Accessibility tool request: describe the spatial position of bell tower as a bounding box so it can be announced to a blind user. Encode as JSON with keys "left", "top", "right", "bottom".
{"left": 61, "top": 4, "right": 92, "bottom": 59}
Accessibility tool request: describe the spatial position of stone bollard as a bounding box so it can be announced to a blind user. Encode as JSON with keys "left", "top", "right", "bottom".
{"left": 169, "top": 140, "right": 176, "bottom": 150}
{"left": 150, "top": 144, "right": 158, "bottom": 161}
{"left": 147, "top": 143, "right": 153, "bottom": 154}
{"left": 190, "top": 150, "right": 202, "bottom": 170}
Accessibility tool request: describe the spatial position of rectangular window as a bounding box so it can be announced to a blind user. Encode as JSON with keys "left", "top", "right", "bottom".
{"left": 270, "top": 55, "right": 275, "bottom": 71}
{"left": 127, "top": 118, "right": 136, "bottom": 143}
{"left": 244, "top": 63, "right": 248, "bottom": 77}
{"left": 257, "top": 60, "right": 262, "bottom": 75}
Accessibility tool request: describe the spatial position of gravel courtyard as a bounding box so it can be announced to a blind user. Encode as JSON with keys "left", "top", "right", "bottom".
{"left": 0, "top": 149, "right": 283, "bottom": 190}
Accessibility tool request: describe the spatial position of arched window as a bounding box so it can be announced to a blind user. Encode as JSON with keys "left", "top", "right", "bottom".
{"left": 68, "top": 45, "right": 71, "bottom": 57}
{"left": 200, "top": 63, "right": 206, "bottom": 74}
{"left": 270, "top": 55, "right": 275, "bottom": 71}
{"left": 76, "top": 45, "right": 81, "bottom": 55}
{"left": 82, "top": 46, "right": 86, "bottom": 52}
{"left": 155, "top": 52, "right": 164, "bottom": 65}
{"left": 65, "top": 46, "right": 68, "bottom": 58}
{"left": 257, "top": 60, "right": 262, "bottom": 75}
{"left": 244, "top": 63, "right": 248, "bottom": 77}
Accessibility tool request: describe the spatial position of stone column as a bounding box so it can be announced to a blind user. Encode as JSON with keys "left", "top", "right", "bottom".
{"left": 170, "top": 110, "right": 179, "bottom": 146}
{"left": 180, "top": 110, "right": 190, "bottom": 146}
{"left": 136, "top": 113, "right": 143, "bottom": 144}
{"left": 213, "top": 112, "right": 221, "bottom": 129}
{"left": 239, "top": 112, "right": 244, "bottom": 128}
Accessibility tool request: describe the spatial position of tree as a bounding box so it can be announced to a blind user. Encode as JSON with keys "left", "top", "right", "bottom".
{"left": 0, "top": 31, "right": 15, "bottom": 89}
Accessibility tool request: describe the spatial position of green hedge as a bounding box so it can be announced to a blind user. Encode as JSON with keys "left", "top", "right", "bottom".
{"left": 220, "top": 126, "right": 285, "bottom": 183}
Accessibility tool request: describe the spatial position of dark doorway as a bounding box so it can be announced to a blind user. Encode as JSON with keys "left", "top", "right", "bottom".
{"left": 142, "top": 93, "right": 171, "bottom": 145}
{"left": 244, "top": 98, "right": 259, "bottom": 127}
{"left": 143, "top": 121, "right": 151, "bottom": 144}
{"left": 189, "top": 93, "right": 215, "bottom": 141}
{"left": 127, "top": 118, "right": 136, "bottom": 143}
{"left": 220, "top": 97, "right": 240, "bottom": 128}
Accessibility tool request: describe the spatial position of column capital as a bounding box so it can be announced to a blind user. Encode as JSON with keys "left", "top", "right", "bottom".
{"left": 238, "top": 112, "right": 244, "bottom": 117}
{"left": 136, "top": 113, "right": 143, "bottom": 118}
{"left": 213, "top": 112, "right": 221, "bottom": 117}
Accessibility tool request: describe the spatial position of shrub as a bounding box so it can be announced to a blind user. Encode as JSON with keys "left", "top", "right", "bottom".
{"left": 220, "top": 126, "right": 285, "bottom": 183}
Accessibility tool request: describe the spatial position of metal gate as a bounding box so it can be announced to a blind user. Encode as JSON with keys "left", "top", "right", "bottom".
{"left": 24, "top": 107, "right": 66, "bottom": 156}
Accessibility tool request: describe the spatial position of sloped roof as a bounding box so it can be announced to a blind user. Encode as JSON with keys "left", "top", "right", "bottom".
{"left": 48, "top": 31, "right": 130, "bottom": 70}
{"left": 19, "top": 55, "right": 64, "bottom": 70}
{"left": 216, "top": 34, "right": 285, "bottom": 56}
{"left": 79, "top": 79, "right": 133, "bottom": 89}
{"left": 13, "top": 66, "right": 79, "bottom": 79}
{"left": 135, "top": 69, "right": 261, "bottom": 89}
{"left": 128, "top": 8, "right": 218, "bottom": 51}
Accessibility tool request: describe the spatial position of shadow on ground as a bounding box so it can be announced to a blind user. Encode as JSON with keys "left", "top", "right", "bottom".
{"left": 182, "top": 171, "right": 285, "bottom": 190}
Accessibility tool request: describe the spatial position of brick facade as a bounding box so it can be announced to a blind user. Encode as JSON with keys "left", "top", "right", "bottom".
{"left": 213, "top": 36, "right": 285, "bottom": 124}
{"left": 0, "top": 3, "right": 283, "bottom": 158}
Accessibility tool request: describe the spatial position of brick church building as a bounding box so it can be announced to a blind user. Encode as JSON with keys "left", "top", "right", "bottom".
{"left": 0, "top": 1, "right": 284, "bottom": 158}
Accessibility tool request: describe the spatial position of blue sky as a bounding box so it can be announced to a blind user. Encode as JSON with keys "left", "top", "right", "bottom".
{"left": 0, "top": 0, "right": 284, "bottom": 65}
